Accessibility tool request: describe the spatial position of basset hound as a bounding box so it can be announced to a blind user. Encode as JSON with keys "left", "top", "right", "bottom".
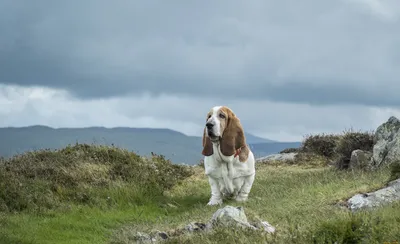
{"left": 202, "top": 106, "right": 256, "bottom": 206}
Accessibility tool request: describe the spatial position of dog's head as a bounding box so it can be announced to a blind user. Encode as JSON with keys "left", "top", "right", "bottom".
{"left": 201, "top": 106, "right": 248, "bottom": 162}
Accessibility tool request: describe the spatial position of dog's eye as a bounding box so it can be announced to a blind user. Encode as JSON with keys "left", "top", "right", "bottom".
{"left": 219, "top": 113, "right": 225, "bottom": 119}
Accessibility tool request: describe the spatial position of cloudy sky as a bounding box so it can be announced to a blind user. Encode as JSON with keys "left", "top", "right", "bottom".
{"left": 1, "top": 0, "right": 400, "bottom": 142}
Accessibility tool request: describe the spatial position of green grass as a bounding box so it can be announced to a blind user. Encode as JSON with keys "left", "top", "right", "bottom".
{"left": 0, "top": 205, "right": 159, "bottom": 244}
{"left": 157, "top": 165, "right": 400, "bottom": 243}
{"left": 2, "top": 162, "right": 400, "bottom": 244}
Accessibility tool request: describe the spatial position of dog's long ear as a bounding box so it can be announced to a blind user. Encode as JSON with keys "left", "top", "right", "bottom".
{"left": 220, "top": 108, "right": 249, "bottom": 162}
{"left": 202, "top": 127, "right": 213, "bottom": 156}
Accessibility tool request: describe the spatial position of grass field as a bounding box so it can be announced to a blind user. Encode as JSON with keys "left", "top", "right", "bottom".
{"left": 1, "top": 156, "right": 400, "bottom": 244}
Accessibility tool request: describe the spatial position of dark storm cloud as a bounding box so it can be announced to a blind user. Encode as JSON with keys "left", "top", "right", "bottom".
{"left": 1, "top": 0, "right": 400, "bottom": 105}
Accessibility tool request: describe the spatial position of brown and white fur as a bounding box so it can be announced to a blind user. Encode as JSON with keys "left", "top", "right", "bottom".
{"left": 202, "top": 106, "right": 256, "bottom": 206}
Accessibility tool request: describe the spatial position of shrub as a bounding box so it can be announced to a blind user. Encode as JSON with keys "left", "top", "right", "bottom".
{"left": 388, "top": 160, "right": 400, "bottom": 183}
{"left": 298, "top": 130, "right": 374, "bottom": 170}
{"left": 334, "top": 130, "right": 374, "bottom": 170}
{"left": 279, "top": 147, "right": 300, "bottom": 154}
{"left": 293, "top": 152, "right": 330, "bottom": 167}
{"left": 300, "top": 133, "right": 341, "bottom": 158}
{"left": 0, "top": 143, "right": 194, "bottom": 213}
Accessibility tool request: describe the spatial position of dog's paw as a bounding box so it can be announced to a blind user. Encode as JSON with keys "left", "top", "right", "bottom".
{"left": 207, "top": 198, "right": 222, "bottom": 206}
{"left": 235, "top": 195, "right": 248, "bottom": 202}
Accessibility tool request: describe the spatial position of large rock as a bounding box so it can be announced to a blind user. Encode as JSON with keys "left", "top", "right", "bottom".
{"left": 371, "top": 116, "right": 400, "bottom": 168}
{"left": 207, "top": 205, "right": 256, "bottom": 230}
{"left": 207, "top": 205, "right": 275, "bottom": 234}
{"left": 347, "top": 178, "right": 400, "bottom": 211}
{"left": 256, "top": 152, "right": 297, "bottom": 163}
{"left": 349, "top": 149, "right": 373, "bottom": 170}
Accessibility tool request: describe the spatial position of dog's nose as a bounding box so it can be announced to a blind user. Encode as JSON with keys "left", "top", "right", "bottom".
{"left": 206, "top": 122, "right": 214, "bottom": 129}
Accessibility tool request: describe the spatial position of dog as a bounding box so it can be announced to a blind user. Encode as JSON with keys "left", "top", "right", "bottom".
{"left": 201, "top": 106, "right": 256, "bottom": 205}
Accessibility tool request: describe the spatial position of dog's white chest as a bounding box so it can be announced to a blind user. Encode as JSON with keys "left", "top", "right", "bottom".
{"left": 212, "top": 143, "right": 234, "bottom": 163}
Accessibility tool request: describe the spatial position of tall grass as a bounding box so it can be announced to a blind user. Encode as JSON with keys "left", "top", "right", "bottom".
{"left": 0, "top": 143, "right": 194, "bottom": 213}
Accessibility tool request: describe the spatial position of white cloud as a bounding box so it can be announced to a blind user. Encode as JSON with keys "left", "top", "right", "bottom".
{"left": 345, "top": 0, "right": 400, "bottom": 21}
{"left": 0, "top": 85, "right": 396, "bottom": 142}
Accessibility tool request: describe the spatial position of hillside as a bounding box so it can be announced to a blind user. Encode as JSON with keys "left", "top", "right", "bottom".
{"left": 0, "top": 141, "right": 399, "bottom": 244}
{"left": 0, "top": 126, "right": 300, "bottom": 165}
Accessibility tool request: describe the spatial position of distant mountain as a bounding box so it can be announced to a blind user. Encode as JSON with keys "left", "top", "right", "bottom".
{"left": 0, "top": 126, "right": 301, "bottom": 165}
{"left": 249, "top": 142, "right": 302, "bottom": 158}
{"left": 244, "top": 133, "right": 275, "bottom": 143}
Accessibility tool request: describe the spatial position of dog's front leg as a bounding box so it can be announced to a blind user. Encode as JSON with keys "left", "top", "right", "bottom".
{"left": 207, "top": 177, "right": 223, "bottom": 206}
{"left": 236, "top": 173, "right": 255, "bottom": 202}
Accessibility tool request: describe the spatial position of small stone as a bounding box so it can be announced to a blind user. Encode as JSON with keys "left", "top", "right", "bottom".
{"left": 166, "top": 203, "right": 178, "bottom": 209}
{"left": 134, "top": 230, "right": 169, "bottom": 243}
{"left": 134, "top": 232, "right": 155, "bottom": 243}
{"left": 251, "top": 220, "right": 276, "bottom": 233}
{"left": 259, "top": 221, "right": 276, "bottom": 233}
{"left": 184, "top": 222, "right": 207, "bottom": 232}
{"left": 157, "top": 231, "right": 169, "bottom": 240}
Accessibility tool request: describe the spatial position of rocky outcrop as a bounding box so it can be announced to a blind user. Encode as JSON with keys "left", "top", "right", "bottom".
{"left": 132, "top": 205, "right": 275, "bottom": 243}
{"left": 347, "top": 179, "right": 400, "bottom": 211}
{"left": 371, "top": 116, "right": 400, "bottom": 168}
{"left": 349, "top": 149, "right": 373, "bottom": 170}
{"left": 256, "top": 152, "right": 297, "bottom": 163}
{"left": 341, "top": 116, "right": 400, "bottom": 211}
